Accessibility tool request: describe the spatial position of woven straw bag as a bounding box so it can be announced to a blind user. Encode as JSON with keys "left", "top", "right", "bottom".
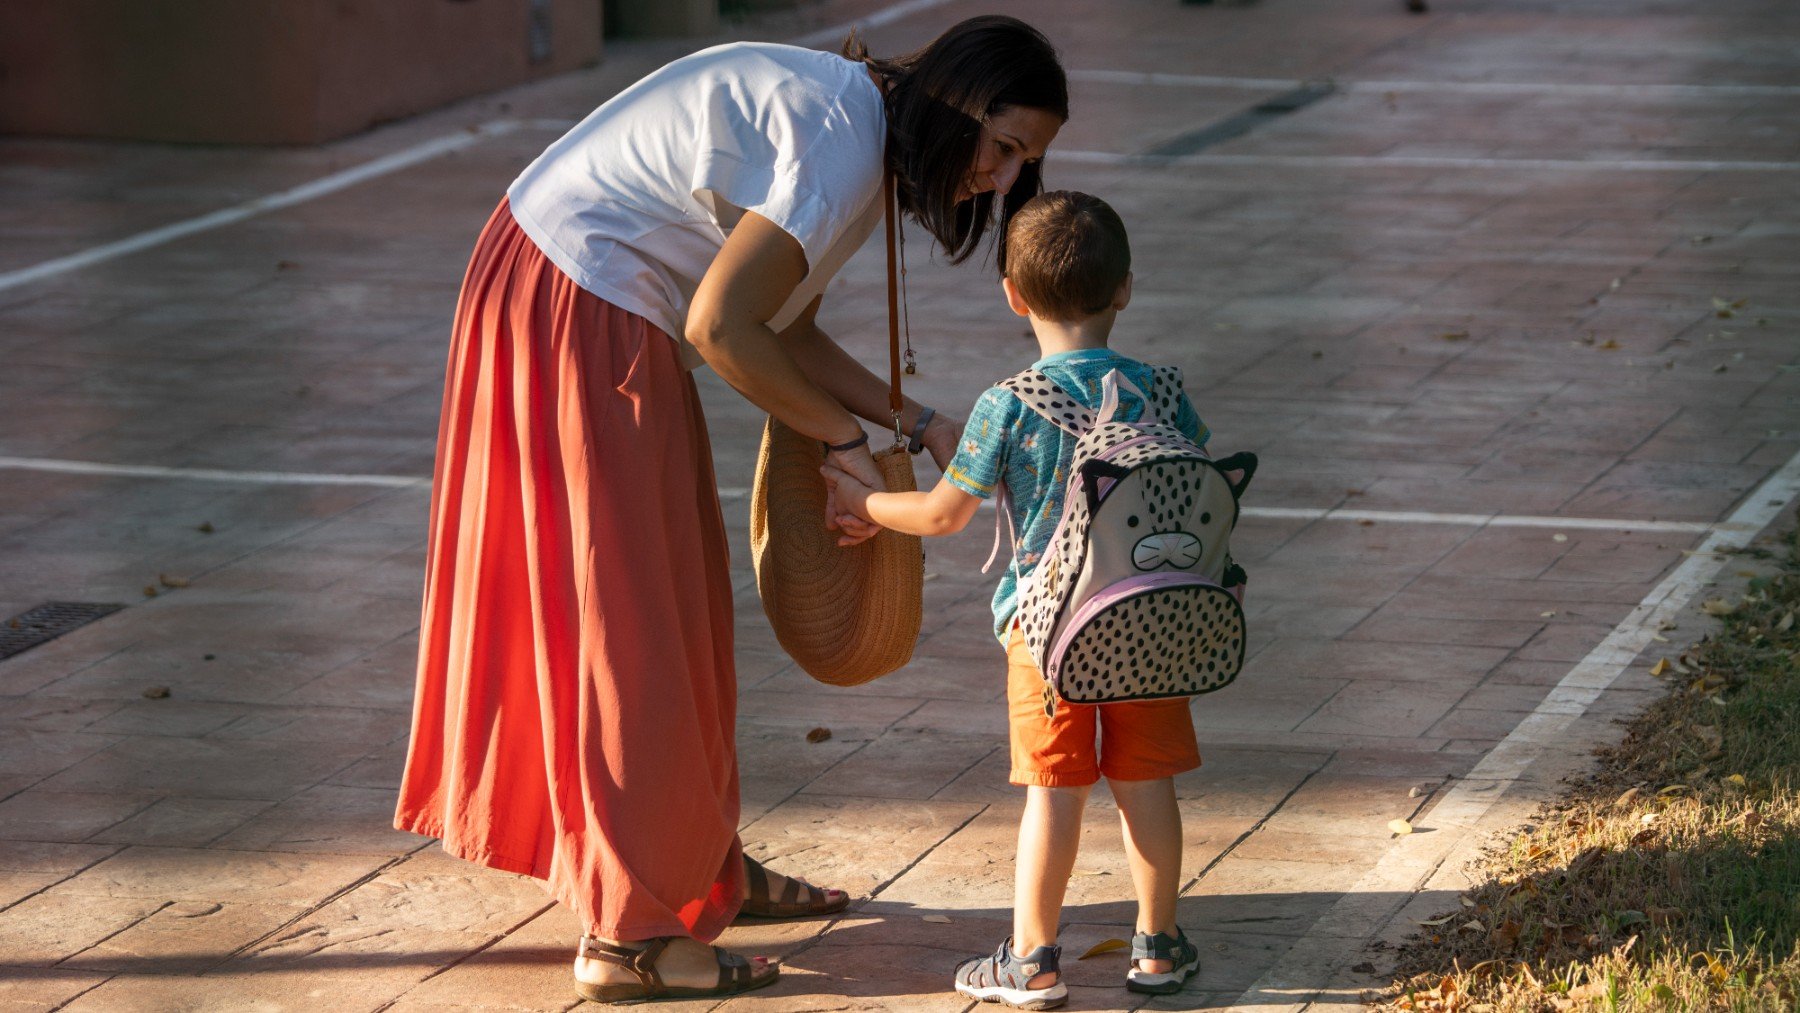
{"left": 749, "top": 173, "right": 924, "bottom": 686}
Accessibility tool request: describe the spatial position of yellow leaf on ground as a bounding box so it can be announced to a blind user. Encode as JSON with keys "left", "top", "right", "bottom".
{"left": 1701, "top": 598, "right": 1736, "bottom": 616}
{"left": 922, "top": 914, "right": 952, "bottom": 924}
{"left": 1389, "top": 818, "right": 1414, "bottom": 835}
{"left": 1077, "top": 938, "right": 1129, "bottom": 960}
{"left": 1650, "top": 658, "right": 1670, "bottom": 677}
{"left": 1724, "top": 774, "right": 1747, "bottom": 788}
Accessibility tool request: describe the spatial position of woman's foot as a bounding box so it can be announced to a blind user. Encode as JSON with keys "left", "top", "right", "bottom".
{"left": 573, "top": 935, "right": 776, "bottom": 995}
{"left": 739, "top": 854, "right": 849, "bottom": 918}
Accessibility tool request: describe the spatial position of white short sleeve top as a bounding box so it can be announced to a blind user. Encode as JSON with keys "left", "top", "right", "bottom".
{"left": 506, "top": 42, "right": 888, "bottom": 369}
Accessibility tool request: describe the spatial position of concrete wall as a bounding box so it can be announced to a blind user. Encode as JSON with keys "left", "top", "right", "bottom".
{"left": 0, "top": 0, "right": 603, "bottom": 145}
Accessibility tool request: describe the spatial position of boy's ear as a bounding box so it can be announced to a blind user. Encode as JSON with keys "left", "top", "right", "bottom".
{"left": 1001, "top": 276, "right": 1032, "bottom": 319}
{"left": 1112, "top": 271, "right": 1133, "bottom": 312}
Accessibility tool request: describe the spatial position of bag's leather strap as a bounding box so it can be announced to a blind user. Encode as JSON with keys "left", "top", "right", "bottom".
{"left": 883, "top": 171, "right": 904, "bottom": 444}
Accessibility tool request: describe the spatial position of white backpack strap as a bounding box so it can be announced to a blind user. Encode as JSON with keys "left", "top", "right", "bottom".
{"left": 1096, "top": 368, "right": 1151, "bottom": 426}
{"left": 995, "top": 370, "right": 1094, "bottom": 436}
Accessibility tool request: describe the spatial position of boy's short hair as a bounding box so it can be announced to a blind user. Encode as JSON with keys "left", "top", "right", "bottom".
{"left": 1003, "top": 190, "right": 1131, "bottom": 323}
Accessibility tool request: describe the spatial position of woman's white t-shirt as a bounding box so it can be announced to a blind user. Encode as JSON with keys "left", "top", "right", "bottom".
{"left": 507, "top": 42, "right": 887, "bottom": 369}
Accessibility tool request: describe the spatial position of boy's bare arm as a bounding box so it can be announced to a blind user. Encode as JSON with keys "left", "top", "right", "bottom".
{"left": 822, "top": 467, "right": 983, "bottom": 540}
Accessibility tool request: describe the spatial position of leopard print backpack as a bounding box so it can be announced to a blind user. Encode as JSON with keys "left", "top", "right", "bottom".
{"left": 991, "top": 366, "right": 1257, "bottom": 709}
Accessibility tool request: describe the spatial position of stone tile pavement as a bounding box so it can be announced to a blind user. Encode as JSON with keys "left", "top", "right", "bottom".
{"left": 2, "top": 0, "right": 1797, "bottom": 1009}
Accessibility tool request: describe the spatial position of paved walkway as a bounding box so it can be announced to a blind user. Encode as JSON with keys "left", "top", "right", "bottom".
{"left": 2, "top": 0, "right": 1797, "bottom": 1009}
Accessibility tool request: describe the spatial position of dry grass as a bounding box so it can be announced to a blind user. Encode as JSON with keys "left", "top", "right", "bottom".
{"left": 1370, "top": 516, "right": 1800, "bottom": 1012}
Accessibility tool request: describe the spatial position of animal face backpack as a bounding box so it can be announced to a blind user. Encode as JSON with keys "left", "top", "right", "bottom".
{"left": 990, "top": 366, "right": 1257, "bottom": 709}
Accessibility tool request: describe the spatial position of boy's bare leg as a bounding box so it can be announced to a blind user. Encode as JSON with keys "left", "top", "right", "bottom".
{"left": 1012, "top": 782, "right": 1093, "bottom": 986}
{"left": 1109, "top": 776, "right": 1182, "bottom": 973}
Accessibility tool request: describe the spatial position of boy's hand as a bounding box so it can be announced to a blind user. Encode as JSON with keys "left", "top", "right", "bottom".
{"left": 821, "top": 464, "right": 881, "bottom": 545}
{"left": 822, "top": 446, "right": 881, "bottom": 545}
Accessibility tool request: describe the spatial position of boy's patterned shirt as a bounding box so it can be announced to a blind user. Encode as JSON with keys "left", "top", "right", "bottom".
{"left": 943, "top": 347, "right": 1207, "bottom": 643}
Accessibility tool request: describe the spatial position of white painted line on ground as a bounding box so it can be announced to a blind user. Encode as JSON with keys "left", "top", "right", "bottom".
{"left": 788, "top": 0, "right": 962, "bottom": 48}
{"left": 0, "top": 120, "right": 526, "bottom": 295}
{"left": 1054, "top": 149, "right": 1800, "bottom": 174}
{"left": 1245, "top": 506, "right": 1721, "bottom": 534}
{"left": 0, "top": 0, "right": 950, "bottom": 296}
{"left": 1070, "top": 68, "right": 1800, "bottom": 99}
{"left": 1227, "top": 445, "right": 1800, "bottom": 1013}
{"left": 0, "top": 455, "right": 1736, "bottom": 535}
{"left": 0, "top": 457, "right": 427, "bottom": 490}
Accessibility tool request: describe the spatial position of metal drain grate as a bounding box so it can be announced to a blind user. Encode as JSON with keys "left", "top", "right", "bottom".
{"left": 0, "top": 602, "right": 123, "bottom": 661}
{"left": 1143, "top": 81, "right": 1337, "bottom": 157}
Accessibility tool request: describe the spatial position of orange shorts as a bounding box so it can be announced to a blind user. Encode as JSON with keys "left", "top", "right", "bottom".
{"left": 1005, "top": 625, "right": 1201, "bottom": 787}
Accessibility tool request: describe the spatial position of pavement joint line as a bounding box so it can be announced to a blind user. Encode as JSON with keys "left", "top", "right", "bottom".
{"left": 1054, "top": 150, "right": 1800, "bottom": 173}
{"left": 1069, "top": 68, "right": 1800, "bottom": 99}
{"left": 0, "top": 455, "right": 1729, "bottom": 534}
{"left": 1183, "top": 755, "right": 1332, "bottom": 894}
{"left": 0, "top": 119, "right": 527, "bottom": 295}
{"left": 1226, "top": 444, "right": 1800, "bottom": 1012}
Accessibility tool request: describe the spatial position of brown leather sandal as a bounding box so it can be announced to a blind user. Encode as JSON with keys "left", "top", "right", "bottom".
{"left": 738, "top": 854, "right": 851, "bottom": 918}
{"left": 573, "top": 935, "right": 778, "bottom": 1004}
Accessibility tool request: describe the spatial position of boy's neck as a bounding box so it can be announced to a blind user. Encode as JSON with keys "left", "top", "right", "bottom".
{"left": 1029, "top": 309, "right": 1115, "bottom": 360}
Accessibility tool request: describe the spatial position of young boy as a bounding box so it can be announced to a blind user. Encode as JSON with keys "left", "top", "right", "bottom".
{"left": 823, "top": 191, "right": 1208, "bottom": 1009}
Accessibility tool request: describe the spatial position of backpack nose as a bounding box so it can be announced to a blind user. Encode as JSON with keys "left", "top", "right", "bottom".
{"left": 1132, "top": 531, "right": 1202, "bottom": 570}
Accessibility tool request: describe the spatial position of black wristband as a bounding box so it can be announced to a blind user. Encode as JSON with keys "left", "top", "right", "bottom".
{"left": 907, "top": 406, "right": 936, "bottom": 455}
{"left": 823, "top": 430, "right": 869, "bottom": 454}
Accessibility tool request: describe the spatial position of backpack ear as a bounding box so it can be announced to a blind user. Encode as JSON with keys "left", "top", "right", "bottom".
{"left": 1211, "top": 452, "right": 1257, "bottom": 499}
{"left": 1079, "top": 459, "right": 1131, "bottom": 513}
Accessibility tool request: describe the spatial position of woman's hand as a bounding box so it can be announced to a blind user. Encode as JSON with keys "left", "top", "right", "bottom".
{"left": 824, "top": 444, "right": 883, "bottom": 546}
{"left": 921, "top": 411, "right": 963, "bottom": 472}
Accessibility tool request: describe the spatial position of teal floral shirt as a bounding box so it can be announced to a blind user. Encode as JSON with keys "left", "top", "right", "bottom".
{"left": 943, "top": 348, "right": 1207, "bottom": 644}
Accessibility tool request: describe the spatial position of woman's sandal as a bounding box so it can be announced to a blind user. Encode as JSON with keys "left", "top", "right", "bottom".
{"left": 738, "top": 854, "right": 851, "bottom": 918}
{"left": 953, "top": 937, "right": 1067, "bottom": 1010}
{"left": 573, "top": 935, "right": 779, "bottom": 1004}
{"left": 1125, "top": 926, "right": 1200, "bottom": 995}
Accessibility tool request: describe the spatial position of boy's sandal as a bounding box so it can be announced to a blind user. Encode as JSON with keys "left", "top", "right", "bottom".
{"left": 573, "top": 935, "right": 779, "bottom": 1004}
{"left": 738, "top": 854, "right": 850, "bottom": 918}
{"left": 953, "top": 937, "right": 1067, "bottom": 1011}
{"left": 1126, "top": 926, "right": 1201, "bottom": 995}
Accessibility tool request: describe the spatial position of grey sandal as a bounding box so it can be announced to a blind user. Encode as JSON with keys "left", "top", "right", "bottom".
{"left": 953, "top": 937, "right": 1066, "bottom": 1010}
{"left": 1126, "top": 926, "right": 1200, "bottom": 994}
{"left": 573, "top": 935, "right": 778, "bottom": 1004}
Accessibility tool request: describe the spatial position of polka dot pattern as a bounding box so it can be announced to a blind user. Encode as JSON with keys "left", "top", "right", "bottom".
{"left": 995, "top": 363, "right": 1254, "bottom": 705}
{"left": 1054, "top": 585, "right": 1246, "bottom": 702}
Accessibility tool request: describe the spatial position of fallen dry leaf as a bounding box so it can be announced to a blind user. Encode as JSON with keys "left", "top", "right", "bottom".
{"left": 921, "top": 914, "right": 952, "bottom": 924}
{"left": 1389, "top": 818, "right": 1414, "bottom": 836}
{"left": 1417, "top": 914, "right": 1455, "bottom": 926}
{"left": 1077, "top": 938, "right": 1128, "bottom": 960}
{"left": 1650, "top": 658, "right": 1670, "bottom": 677}
{"left": 196, "top": 521, "right": 215, "bottom": 533}
{"left": 1552, "top": 533, "right": 1568, "bottom": 543}
{"left": 142, "top": 585, "right": 159, "bottom": 598}
{"left": 1701, "top": 598, "right": 1736, "bottom": 616}
{"left": 805, "top": 727, "right": 832, "bottom": 744}
{"left": 1440, "top": 330, "right": 1470, "bottom": 342}
{"left": 142, "top": 686, "right": 171, "bottom": 699}
{"left": 159, "top": 574, "right": 190, "bottom": 589}
{"left": 1598, "top": 339, "right": 1621, "bottom": 350}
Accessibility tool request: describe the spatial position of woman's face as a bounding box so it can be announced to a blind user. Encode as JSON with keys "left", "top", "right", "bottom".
{"left": 961, "top": 105, "right": 1063, "bottom": 201}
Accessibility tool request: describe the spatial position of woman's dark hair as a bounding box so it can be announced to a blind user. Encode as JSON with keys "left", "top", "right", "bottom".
{"left": 845, "top": 16, "right": 1068, "bottom": 269}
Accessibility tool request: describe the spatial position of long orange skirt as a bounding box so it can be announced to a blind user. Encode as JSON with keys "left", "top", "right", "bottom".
{"left": 394, "top": 199, "right": 744, "bottom": 941}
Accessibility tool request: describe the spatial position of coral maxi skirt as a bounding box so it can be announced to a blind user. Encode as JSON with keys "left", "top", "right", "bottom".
{"left": 395, "top": 200, "right": 744, "bottom": 941}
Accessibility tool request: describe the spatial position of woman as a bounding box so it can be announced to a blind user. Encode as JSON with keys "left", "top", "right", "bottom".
{"left": 394, "top": 15, "right": 1067, "bottom": 1004}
